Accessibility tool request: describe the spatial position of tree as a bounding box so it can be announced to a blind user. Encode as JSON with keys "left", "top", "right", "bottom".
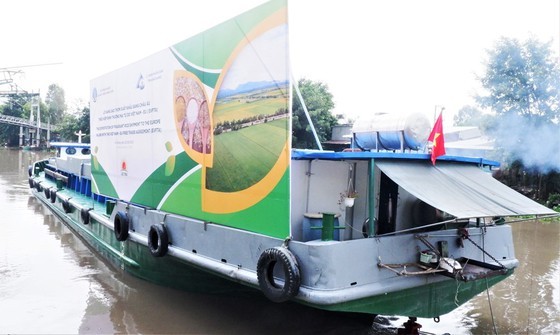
{"left": 476, "top": 37, "right": 560, "bottom": 202}
{"left": 45, "top": 84, "right": 67, "bottom": 125}
{"left": 0, "top": 95, "right": 46, "bottom": 146}
{"left": 476, "top": 37, "right": 560, "bottom": 171}
{"left": 76, "top": 106, "right": 90, "bottom": 143}
{"left": 56, "top": 106, "right": 90, "bottom": 143}
{"left": 292, "top": 78, "right": 337, "bottom": 149}
{"left": 477, "top": 37, "right": 560, "bottom": 123}
{"left": 0, "top": 98, "right": 25, "bottom": 145}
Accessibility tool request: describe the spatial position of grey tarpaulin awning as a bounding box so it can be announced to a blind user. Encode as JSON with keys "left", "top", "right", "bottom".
{"left": 376, "top": 161, "right": 556, "bottom": 218}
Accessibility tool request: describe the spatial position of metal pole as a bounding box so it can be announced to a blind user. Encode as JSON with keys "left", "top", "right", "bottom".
{"left": 292, "top": 76, "right": 323, "bottom": 151}
{"left": 368, "top": 159, "right": 376, "bottom": 237}
{"left": 33, "top": 96, "right": 41, "bottom": 147}
{"left": 47, "top": 117, "right": 51, "bottom": 147}
{"left": 19, "top": 126, "right": 23, "bottom": 146}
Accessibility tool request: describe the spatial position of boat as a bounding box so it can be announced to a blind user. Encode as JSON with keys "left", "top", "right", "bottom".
{"left": 29, "top": 0, "right": 557, "bottom": 320}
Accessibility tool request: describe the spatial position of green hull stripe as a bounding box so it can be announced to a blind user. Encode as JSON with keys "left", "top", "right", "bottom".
{"left": 34, "top": 185, "right": 139, "bottom": 268}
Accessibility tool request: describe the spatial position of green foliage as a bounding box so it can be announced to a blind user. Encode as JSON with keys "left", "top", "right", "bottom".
{"left": 292, "top": 78, "right": 337, "bottom": 149}
{"left": 0, "top": 96, "right": 45, "bottom": 146}
{"left": 1, "top": 96, "right": 28, "bottom": 117}
{"left": 547, "top": 193, "right": 560, "bottom": 209}
{"left": 0, "top": 99, "right": 21, "bottom": 145}
{"left": 45, "top": 84, "right": 67, "bottom": 125}
{"left": 55, "top": 106, "right": 90, "bottom": 143}
{"left": 477, "top": 37, "right": 560, "bottom": 123}
{"left": 476, "top": 37, "right": 560, "bottom": 202}
{"left": 77, "top": 106, "right": 90, "bottom": 143}
{"left": 476, "top": 37, "right": 560, "bottom": 172}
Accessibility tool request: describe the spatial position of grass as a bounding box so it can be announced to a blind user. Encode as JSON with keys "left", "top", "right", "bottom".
{"left": 206, "top": 118, "right": 287, "bottom": 192}
{"left": 213, "top": 88, "right": 287, "bottom": 124}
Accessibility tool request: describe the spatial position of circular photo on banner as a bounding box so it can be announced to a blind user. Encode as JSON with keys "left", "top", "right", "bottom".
{"left": 174, "top": 71, "right": 212, "bottom": 156}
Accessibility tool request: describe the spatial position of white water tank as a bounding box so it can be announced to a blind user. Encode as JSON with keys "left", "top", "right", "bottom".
{"left": 352, "top": 113, "right": 431, "bottom": 151}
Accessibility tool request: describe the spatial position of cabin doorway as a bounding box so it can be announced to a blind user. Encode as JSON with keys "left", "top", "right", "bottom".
{"left": 378, "top": 172, "right": 398, "bottom": 234}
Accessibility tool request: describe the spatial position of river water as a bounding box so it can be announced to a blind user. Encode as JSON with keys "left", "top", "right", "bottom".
{"left": 0, "top": 148, "right": 558, "bottom": 334}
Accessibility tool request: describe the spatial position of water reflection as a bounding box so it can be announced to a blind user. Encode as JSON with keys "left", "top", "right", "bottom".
{"left": 397, "top": 220, "right": 560, "bottom": 334}
{"left": 0, "top": 148, "right": 559, "bottom": 334}
{"left": 23, "top": 193, "right": 374, "bottom": 334}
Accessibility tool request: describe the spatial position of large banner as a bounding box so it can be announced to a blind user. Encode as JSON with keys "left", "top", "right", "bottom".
{"left": 90, "top": 0, "right": 290, "bottom": 238}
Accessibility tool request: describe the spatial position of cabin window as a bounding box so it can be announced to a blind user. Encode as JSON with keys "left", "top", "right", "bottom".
{"left": 378, "top": 172, "right": 398, "bottom": 234}
{"left": 65, "top": 147, "right": 76, "bottom": 155}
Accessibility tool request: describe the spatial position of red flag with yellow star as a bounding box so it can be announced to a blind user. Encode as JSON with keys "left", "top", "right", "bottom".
{"left": 428, "top": 112, "right": 445, "bottom": 165}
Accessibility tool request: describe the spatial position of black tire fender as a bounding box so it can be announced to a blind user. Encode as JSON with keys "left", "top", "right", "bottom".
{"left": 81, "top": 208, "right": 91, "bottom": 225}
{"left": 50, "top": 190, "right": 57, "bottom": 203}
{"left": 256, "top": 247, "right": 301, "bottom": 303}
{"left": 148, "top": 224, "right": 169, "bottom": 257}
{"left": 35, "top": 182, "right": 42, "bottom": 193}
{"left": 44, "top": 188, "right": 51, "bottom": 199}
{"left": 28, "top": 177, "right": 34, "bottom": 188}
{"left": 114, "top": 211, "right": 129, "bottom": 242}
{"left": 62, "top": 199, "right": 72, "bottom": 213}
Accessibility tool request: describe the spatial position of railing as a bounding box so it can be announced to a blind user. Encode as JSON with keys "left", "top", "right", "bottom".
{"left": 0, "top": 114, "right": 56, "bottom": 131}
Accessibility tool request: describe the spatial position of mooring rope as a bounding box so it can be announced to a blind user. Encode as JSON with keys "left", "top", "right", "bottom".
{"left": 481, "top": 229, "right": 499, "bottom": 335}
{"left": 525, "top": 220, "right": 538, "bottom": 334}
{"left": 486, "top": 278, "right": 498, "bottom": 335}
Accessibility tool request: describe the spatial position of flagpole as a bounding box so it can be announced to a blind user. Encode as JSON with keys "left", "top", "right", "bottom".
{"left": 434, "top": 105, "right": 445, "bottom": 122}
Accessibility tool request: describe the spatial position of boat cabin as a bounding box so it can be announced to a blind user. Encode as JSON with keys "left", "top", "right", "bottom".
{"left": 45, "top": 142, "right": 92, "bottom": 196}
{"left": 289, "top": 150, "right": 546, "bottom": 243}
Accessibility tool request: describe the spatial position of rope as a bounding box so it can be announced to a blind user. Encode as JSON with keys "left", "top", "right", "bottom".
{"left": 482, "top": 228, "right": 499, "bottom": 335}
{"left": 462, "top": 229, "right": 505, "bottom": 268}
{"left": 526, "top": 220, "right": 538, "bottom": 334}
{"left": 376, "top": 218, "right": 459, "bottom": 236}
{"left": 486, "top": 278, "right": 498, "bottom": 335}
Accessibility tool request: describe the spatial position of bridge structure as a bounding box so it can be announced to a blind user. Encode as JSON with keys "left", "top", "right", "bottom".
{"left": 1, "top": 66, "right": 57, "bottom": 147}
{"left": 0, "top": 113, "right": 55, "bottom": 131}
{"left": 0, "top": 113, "right": 56, "bottom": 146}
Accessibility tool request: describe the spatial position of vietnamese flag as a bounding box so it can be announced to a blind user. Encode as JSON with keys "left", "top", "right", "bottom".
{"left": 428, "top": 112, "right": 445, "bottom": 165}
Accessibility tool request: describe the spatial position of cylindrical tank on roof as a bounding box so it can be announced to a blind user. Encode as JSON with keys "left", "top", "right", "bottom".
{"left": 352, "top": 113, "right": 431, "bottom": 151}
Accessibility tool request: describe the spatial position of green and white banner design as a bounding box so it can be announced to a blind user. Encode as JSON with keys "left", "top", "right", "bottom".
{"left": 90, "top": 0, "right": 290, "bottom": 238}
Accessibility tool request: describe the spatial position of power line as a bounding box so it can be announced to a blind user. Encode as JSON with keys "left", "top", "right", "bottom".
{"left": 0, "top": 62, "right": 63, "bottom": 70}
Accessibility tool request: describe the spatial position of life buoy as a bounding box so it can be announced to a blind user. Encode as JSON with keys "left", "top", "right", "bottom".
{"left": 81, "top": 208, "right": 91, "bottom": 225}
{"left": 62, "top": 199, "right": 72, "bottom": 213}
{"left": 50, "top": 190, "right": 57, "bottom": 203}
{"left": 256, "top": 247, "right": 301, "bottom": 303}
{"left": 148, "top": 224, "right": 169, "bottom": 257}
{"left": 114, "top": 211, "right": 129, "bottom": 242}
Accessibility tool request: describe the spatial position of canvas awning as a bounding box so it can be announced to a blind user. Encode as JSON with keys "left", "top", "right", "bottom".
{"left": 376, "top": 161, "right": 556, "bottom": 219}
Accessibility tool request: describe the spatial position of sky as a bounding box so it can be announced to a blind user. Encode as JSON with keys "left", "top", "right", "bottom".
{"left": 2, "top": 0, "right": 559, "bottom": 125}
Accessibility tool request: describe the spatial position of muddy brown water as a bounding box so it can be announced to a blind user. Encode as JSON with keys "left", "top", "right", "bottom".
{"left": 0, "top": 148, "right": 558, "bottom": 334}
